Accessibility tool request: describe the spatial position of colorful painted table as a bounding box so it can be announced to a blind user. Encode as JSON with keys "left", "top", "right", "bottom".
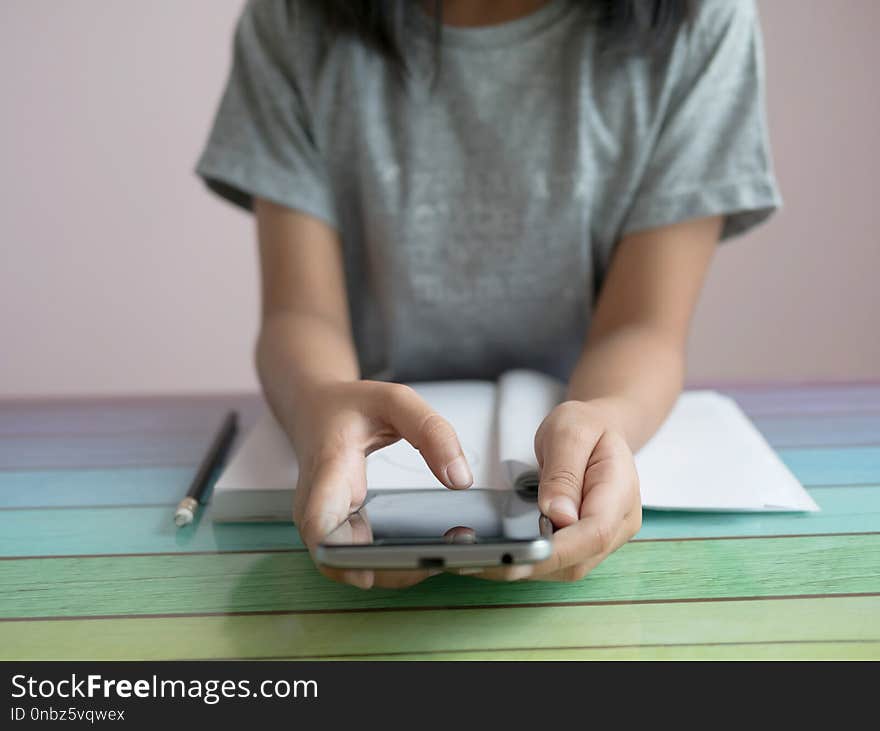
{"left": 1, "top": 385, "right": 878, "bottom": 660}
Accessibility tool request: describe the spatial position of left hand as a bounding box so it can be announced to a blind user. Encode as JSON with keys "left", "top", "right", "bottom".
{"left": 473, "top": 400, "right": 642, "bottom": 582}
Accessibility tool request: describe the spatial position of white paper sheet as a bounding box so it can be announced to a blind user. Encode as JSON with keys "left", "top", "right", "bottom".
{"left": 635, "top": 391, "right": 818, "bottom": 512}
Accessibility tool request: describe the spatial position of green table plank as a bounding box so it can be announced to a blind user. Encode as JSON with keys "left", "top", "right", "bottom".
{"left": 2, "top": 534, "right": 878, "bottom": 619}
{"left": 1, "top": 596, "right": 876, "bottom": 660}
{"left": 0, "top": 486, "right": 876, "bottom": 558}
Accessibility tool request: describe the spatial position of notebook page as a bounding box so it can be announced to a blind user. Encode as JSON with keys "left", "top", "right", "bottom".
{"left": 495, "top": 369, "right": 565, "bottom": 490}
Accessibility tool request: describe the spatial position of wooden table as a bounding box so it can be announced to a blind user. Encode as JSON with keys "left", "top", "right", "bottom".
{"left": 1, "top": 385, "right": 878, "bottom": 660}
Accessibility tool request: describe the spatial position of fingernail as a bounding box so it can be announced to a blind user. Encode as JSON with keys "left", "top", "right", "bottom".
{"left": 548, "top": 497, "right": 579, "bottom": 523}
{"left": 446, "top": 456, "right": 473, "bottom": 489}
{"left": 343, "top": 570, "right": 374, "bottom": 589}
{"left": 504, "top": 565, "right": 534, "bottom": 582}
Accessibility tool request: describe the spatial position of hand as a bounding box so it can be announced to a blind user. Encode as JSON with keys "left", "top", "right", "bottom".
{"left": 290, "top": 380, "right": 473, "bottom": 589}
{"left": 476, "top": 400, "right": 642, "bottom": 582}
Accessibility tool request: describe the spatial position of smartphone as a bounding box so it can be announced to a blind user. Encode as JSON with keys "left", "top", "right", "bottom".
{"left": 315, "top": 487, "right": 553, "bottom": 570}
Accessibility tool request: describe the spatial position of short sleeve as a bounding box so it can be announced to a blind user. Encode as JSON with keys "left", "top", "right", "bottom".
{"left": 621, "top": 0, "right": 781, "bottom": 240}
{"left": 195, "top": 0, "right": 337, "bottom": 227}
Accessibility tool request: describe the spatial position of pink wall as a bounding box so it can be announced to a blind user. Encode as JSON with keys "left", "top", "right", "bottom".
{"left": 688, "top": 0, "right": 880, "bottom": 385}
{"left": 1, "top": 0, "right": 878, "bottom": 398}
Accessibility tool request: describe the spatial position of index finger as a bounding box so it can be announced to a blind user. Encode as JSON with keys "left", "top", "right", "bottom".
{"left": 373, "top": 383, "right": 474, "bottom": 490}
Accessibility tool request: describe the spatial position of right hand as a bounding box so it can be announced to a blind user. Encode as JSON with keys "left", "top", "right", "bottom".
{"left": 290, "top": 380, "right": 474, "bottom": 589}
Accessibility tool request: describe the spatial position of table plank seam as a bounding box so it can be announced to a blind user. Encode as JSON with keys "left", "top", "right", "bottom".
{"left": 2, "top": 591, "right": 877, "bottom": 623}
{"left": 204, "top": 638, "right": 880, "bottom": 661}
{"left": 2, "top": 530, "right": 879, "bottom": 561}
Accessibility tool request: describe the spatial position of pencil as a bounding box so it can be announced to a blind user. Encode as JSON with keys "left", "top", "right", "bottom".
{"left": 174, "top": 410, "right": 239, "bottom": 527}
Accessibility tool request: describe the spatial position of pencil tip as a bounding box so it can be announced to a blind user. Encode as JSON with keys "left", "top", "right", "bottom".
{"left": 174, "top": 509, "right": 193, "bottom": 527}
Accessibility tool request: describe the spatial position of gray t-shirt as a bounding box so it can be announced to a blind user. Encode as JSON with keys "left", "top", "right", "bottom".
{"left": 196, "top": 0, "right": 780, "bottom": 382}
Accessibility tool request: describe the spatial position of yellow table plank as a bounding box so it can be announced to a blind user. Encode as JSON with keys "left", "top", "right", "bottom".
{"left": 293, "top": 642, "right": 880, "bottom": 660}
{"left": 1, "top": 596, "right": 876, "bottom": 660}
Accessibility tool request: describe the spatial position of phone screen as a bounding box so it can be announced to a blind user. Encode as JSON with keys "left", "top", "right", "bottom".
{"left": 322, "top": 489, "right": 550, "bottom": 547}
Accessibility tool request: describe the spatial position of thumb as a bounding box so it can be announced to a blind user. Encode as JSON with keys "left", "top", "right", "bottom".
{"left": 536, "top": 428, "right": 589, "bottom": 529}
{"left": 299, "top": 448, "right": 365, "bottom": 550}
{"left": 299, "top": 451, "right": 375, "bottom": 590}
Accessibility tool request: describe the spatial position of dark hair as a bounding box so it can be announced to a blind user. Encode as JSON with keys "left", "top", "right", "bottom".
{"left": 302, "top": 0, "right": 695, "bottom": 76}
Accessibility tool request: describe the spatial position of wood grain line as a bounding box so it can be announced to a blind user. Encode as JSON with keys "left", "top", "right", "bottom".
{"left": 215, "top": 638, "right": 880, "bottom": 661}
{"left": 2, "top": 530, "right": 879, "bottom": 561}
{"left": 1, "top": 591, "right": 876, "bottom": 623}
{"left": 0, "top": 502, "right": 176, "bottom": 512}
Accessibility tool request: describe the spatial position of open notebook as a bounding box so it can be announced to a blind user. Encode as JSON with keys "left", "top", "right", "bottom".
{"left": 212, "top": 370, "right": 818, "bottom": 522}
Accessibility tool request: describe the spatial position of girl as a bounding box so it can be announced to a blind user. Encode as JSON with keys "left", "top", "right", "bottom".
{"left": 197, "top": 0, "right": 779, "bottom": 588}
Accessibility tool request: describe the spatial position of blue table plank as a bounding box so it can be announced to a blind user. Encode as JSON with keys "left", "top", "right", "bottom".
{"left": 779, "top": 447, "right": 880, "bottom": 486}
{"left": 0, "top": 504, "right": 302, "bottom": 557}
{"left": 0, "top": 486, "right": 875, "bottom": 558}
{"left": 0, "top": 467, "right": 194, "bottom": 508}
{"left": 3, "top": 445, "right": 877, "bottom": 510}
